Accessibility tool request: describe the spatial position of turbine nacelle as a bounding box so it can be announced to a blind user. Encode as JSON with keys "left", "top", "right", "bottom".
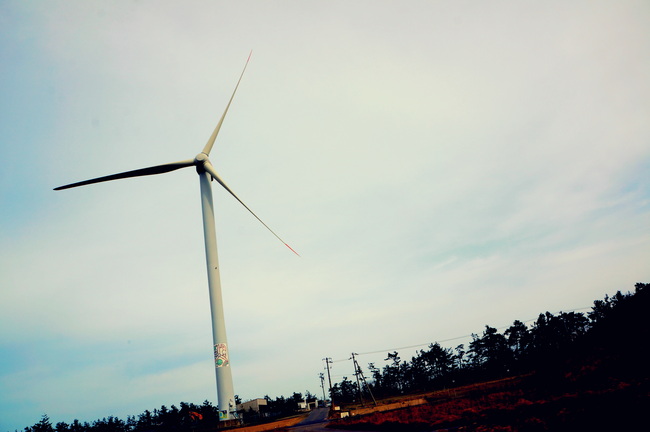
{"left": 194, "top": 152, "right": 211, "bottom": 175}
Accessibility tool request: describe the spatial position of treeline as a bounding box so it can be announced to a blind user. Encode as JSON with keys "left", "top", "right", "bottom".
{"left": 26, "top": 401, "right": 217, "bottom": 432}
{"left": 23, "top": 392, "right": 318, "bottom": 432}
{"left": 331, "top": 282, "right": 649, "bottom": 403}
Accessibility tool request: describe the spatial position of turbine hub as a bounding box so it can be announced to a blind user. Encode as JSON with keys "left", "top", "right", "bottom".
{"left": 194, "top": 152, "right": 208, "bottom": 164}
{"left": 194, "top": 153, "right": 209, "bottom": 174}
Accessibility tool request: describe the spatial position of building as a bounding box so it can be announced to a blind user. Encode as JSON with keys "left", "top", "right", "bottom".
{"left": 236, "top": 398, "right": 268, "bottom": 416}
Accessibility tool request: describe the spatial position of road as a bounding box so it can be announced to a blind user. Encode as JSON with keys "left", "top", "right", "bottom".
{"left": 287, "top": 408, "right": 331, "bottom": 432}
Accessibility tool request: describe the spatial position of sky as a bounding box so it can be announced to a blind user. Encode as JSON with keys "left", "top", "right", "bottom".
{"left": 1, "top": 0, "right": 649, "bottom": 430}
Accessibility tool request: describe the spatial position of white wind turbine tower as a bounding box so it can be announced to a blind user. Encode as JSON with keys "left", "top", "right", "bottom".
{"left": 54, "top": 53, "right": 298, "bottom": 421}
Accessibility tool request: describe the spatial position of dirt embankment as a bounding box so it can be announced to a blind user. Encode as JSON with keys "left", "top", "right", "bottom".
{"left": 230, "top": 414, "right": 307, "bottom": 432}
{"left": 328, "top": 373, "right": 647, "bottom": 431}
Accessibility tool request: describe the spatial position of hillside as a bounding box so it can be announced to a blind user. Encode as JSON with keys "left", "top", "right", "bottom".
{"left": 328, "top": 366, "right": 646, "bottom": 431}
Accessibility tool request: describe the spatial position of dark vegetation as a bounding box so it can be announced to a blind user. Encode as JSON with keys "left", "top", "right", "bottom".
{"left": 23, "top": 393, "right": 316, "bottom": 432}
{"left": 21, "top": 283, "right": 649, "bottom": 432}
{"left": 330, "top": 282, "right": 649, "bottom": 431}
{"left": 332, "top": 282, "right": 648, "bottom": 403}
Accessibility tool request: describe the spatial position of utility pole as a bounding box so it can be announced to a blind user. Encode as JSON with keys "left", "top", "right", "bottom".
{"left": 319, "top": 373, "right": 326, "bottom": 405}
{"left": 350, "top": 353, "right": 364, "bottom": 405}
{"left": 323, "top": 357, "right": 334, "bottom": 404}
{"left": 351, "top": 353, "right": 377, "bottom": 406}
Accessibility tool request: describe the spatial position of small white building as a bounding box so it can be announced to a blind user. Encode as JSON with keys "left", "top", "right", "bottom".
{"left": 298, "top": 400, "right": 319, "bottom": 411}
{"left": 236, "top": 398, "right": 267, "bottom": 414}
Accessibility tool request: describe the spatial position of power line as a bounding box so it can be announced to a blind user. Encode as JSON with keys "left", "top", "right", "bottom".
{"left": 327, "top": 306, "right": 593, "bottom": 362}
{"left": 355, "top": 334, "right": 473, "bottom": 357}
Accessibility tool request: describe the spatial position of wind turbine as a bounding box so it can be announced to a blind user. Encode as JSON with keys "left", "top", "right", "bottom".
{"left": 54, "top": 53, "right": 298, "bottom": 421}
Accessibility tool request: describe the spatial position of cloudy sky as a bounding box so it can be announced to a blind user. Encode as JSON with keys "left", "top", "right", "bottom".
{"left": 1, "top": 0, "right": 649, "bottom": 430}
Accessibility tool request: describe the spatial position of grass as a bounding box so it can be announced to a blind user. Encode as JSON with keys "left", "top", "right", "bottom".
{"left": 326, "top": 364, "right": 647, "bottom": 431}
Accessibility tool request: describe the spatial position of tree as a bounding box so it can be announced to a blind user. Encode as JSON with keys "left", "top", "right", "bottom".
{"left": 368, "top": 362, "right": 381, "bottom": 386}
{"left": 585, "top": 283, "right": 649, "bottom": 364}
{"left": 504, "top": 319, "right": 531, "bottom": 364}
{"left": 199, "top": 400, "right": 219, "bottom": 423}
{"left": 382, "top": 351, "right": 403, "bottom": 393}
{"left": 54, "top": 422, "right": 69, "bottom": 432}
{"left": 331, "top": 377, "right": 357, "bottom": 404}
{"left": 290, "top": 392, "right": 303, "bottom": 406}
{"left": 420, "top": 343, "right": 454, "bottom": 383}
{"left": 529, "top": 311, "right": 589, "bottom": 358}
{"left": 589, "top": 294, "right": 612, "bottom": 324}
{"left": 91, "top": 417, "right": 126, "bottom": 432}
{"left": 469, "top": 326, "right": 511, "bottom": 376}
{"left": 31, "top": 416, "right": 54, "bottom": 432}
{"left": 454, "top": 344, "right": 466, "bottom": 370}
{"left": 137, "top": 410, "right": 153, "bottom": 429}
{"left": 407, "top": 352, "right": 429, "bottom": 391}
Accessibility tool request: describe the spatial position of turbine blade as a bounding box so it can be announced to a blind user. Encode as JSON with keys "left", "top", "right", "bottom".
{"left": 202, "top": 51, "right": 252, "bottom": 156}
{"left": 203, "top": 161, "right": 300, "bottom": 256}
{"left": 54, "top": 159, "right": 195, "bottom": 191}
